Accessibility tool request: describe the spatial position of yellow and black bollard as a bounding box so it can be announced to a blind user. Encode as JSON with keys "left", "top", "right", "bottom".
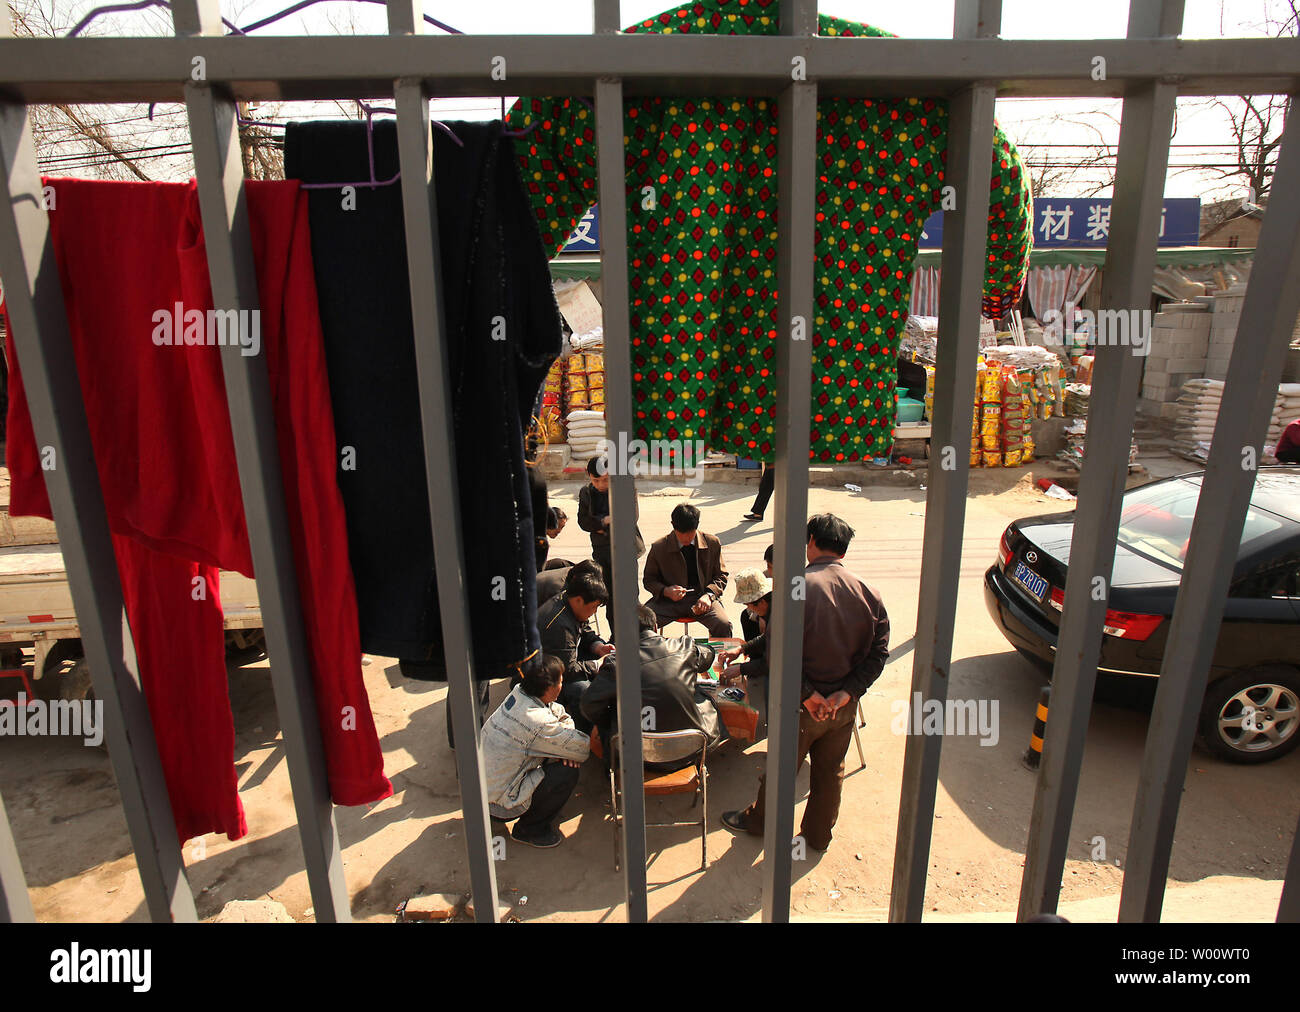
{"left": 1022, "top": 686, "right": 1050, "bottom": 771}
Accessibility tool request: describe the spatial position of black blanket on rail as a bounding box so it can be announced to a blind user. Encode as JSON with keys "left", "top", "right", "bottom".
{"left": 285, "top": 118, "right": 561, "bottom": 678}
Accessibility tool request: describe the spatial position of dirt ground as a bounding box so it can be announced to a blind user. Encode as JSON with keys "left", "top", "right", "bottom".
{"left": 2, "top": 469, "right": 1295, "bottom": 922}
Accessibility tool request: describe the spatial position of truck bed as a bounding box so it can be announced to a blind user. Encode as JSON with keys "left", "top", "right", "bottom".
{"left": 0, "top": 542, "right": 262, "bottom": 641}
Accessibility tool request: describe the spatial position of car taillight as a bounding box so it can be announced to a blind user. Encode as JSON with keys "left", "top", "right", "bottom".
{"left": 1048, "top": 587, "right": 1064, "bottom": 612}
{"left": 998, "top": 529, "right": 1013, "bottom": 568}
{"left": 1101, "top": 609, "right": 1163, "bottom": 640}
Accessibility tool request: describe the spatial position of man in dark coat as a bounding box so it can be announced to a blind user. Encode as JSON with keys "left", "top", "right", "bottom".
{"left": 580, "top": 605, "right": 723, "bottom": 771}
{"left": 577, "top": 455, "right": 645, "bottom": 620}
{"left": 642, "top": 502, "right": 733, "bottom": 637}
{"left": 536, "top": 560, "right": 614, "bottom": 730}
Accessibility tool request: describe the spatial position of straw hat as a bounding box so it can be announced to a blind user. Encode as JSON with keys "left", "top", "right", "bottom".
{"left": 732, "top": 567, "right": 773, "bottom": 604}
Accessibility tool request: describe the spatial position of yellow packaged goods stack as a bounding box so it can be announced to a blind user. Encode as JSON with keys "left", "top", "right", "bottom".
{"left": 565, "top": 354, "right": 590, "bottom": 412}
{"left": 1001, "top": 367, "right": 1027, "bottom": 467}
{"left": 585, "top": 351, "right": 606, "bottom": 410}
{"left": 964, "top": 354, "right": 1067, "bottom": 467}
{"left": 970, "top": 362, "right": 985, "bottom": 467}
{"left": 979, "top": 364, "right": 1002, "bottom": 468}
{"left": 539, "top": 357, "right": 566, "bottom": 443}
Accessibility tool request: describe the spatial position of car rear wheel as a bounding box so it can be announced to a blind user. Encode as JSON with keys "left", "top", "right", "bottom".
{"left": 1199, "top": 666, "right": 1300, "bottom": 764}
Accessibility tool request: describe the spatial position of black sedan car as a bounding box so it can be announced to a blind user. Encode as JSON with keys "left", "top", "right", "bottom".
{"left": 985, "top": 467, "right": 1300, "bottom": 764}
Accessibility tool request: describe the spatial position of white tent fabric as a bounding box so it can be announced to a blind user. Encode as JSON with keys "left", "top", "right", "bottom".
{"left": 909, "top": 265, "right": 941, "bottom": 318}
{"left": 1027, "top": 264, "right": 1097, "bottom": 323}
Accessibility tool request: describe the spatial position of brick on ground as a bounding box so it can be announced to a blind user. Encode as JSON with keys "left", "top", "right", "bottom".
{"left": 464, "top": 897, "right": 513, "bottom": 922}
{"left": 403, "top": 893, "right": 464, "bottom": 921}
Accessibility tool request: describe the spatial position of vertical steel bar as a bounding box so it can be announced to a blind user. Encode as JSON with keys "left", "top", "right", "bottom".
{"left": 761, "top": 0, "right": 817, "bottom": 924}
{"left": 0, "top": 16, "right": 195, "bottom": 921}
{"left": 1281, "top": 808, "right": 1300, "bottom": 923}
{"left": 388, "top": 0, "right": 500, "bottom": 923}
{"left": 1120, "top": 110, "right": 1300, "bottom": 923}
{"left": 888, "top": 0, "right": 1001, "bottom": 924}
{"left": 173, "top": 0, "right": 351, "bottom": 923}
{"left": 594, "top": 0, "right": 620, "bottom": 34}
{"left": 1018, "top": 0, "right": 1184, "bottom": 921}
{"left": 0, "top": 791, "right": 35, "bottom": 922}
{"left": 595, "top": 71, "right": 648, "bottom": 922}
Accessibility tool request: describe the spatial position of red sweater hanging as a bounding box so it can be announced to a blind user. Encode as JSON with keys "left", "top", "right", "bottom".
{"left": 2, "top": 178, "right": 393, "bottom": 843}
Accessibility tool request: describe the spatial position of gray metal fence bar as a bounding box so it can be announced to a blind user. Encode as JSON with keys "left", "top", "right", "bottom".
{"left": 1, "top": 0, "right": 1294, "bottom": 932}
{"left": 594, "top": 65, "right": 649, "bottom": 922}
{"left": 759, "top": 0, "right": 816, "bottom": 924}
{"left": 1119, "top": 109, "right": 1300, "bottom": 923}
{"left": 0, "top": 790, "right": 35, "bottom": 922}
{"left": 1017, "top": 0, "right": 1184, "bottom": 922}
{"left": 173, "top": 0, "right": 351, "bottom": 923}
{"left": 387, "top": 0, "right": 500, "bottom": 924}
{"left": 2, "top": 37, "right": 1298, "bottom": 103}
{"left": 1281, "top": 808, "right": 1300, "bottom": 923}
{"left": 594, "top": 0, "right": 620, "bottom": 34}
{"left": 889, "top": 0, "right": 1001, "bottom": 924}
{"left": 0, "top": 13, "right": 194, "bottom": 922}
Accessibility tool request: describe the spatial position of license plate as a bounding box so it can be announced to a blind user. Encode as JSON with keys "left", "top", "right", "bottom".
{"left": 1012, "top": 560, "right": 1048, "bottom": 602}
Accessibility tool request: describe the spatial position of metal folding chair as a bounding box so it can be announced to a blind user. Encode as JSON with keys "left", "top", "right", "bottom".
{"left": 609, "top": 728, "right": 709, "bottom": 872}
{"left": 853, "top": 701, "right": 867, "bottom": 771}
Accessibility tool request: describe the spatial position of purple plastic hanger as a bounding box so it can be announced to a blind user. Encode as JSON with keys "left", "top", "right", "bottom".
{"left": 299, "top": 101, "right": 399, "bottom": 190}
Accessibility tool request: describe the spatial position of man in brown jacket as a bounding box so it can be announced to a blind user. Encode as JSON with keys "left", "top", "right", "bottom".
{"left": 642, "top": 503, "right": 733, "bottom": 638}
{"left": 721, "top": 513, "right": 889, "bottom": 852}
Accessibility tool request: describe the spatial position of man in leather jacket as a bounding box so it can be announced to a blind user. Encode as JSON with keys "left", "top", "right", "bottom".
{"left": 536, "top": 560, "right": 614, "bottom": 730}
{"left": 580, "top": 604, "right": 723, "bottom": 771}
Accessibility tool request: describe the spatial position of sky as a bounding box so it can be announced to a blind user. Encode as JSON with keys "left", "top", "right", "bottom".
{"left": 30, "top": 0, "right": 1297, "bottom": 203}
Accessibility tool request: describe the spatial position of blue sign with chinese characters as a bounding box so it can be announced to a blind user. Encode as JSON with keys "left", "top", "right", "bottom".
{"left": 918, "top": 196, "right": 1201, "bottom": 249}
{"left": 561, "top": 205, "right": 600, "bottom": 253}
{"left": 557, "top": 197, "right": 1202, "bottom": 253}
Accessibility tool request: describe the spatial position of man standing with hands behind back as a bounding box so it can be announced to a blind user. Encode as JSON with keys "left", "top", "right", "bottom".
{"left": 721, "top": 513, "right": 889, "bottom": 852}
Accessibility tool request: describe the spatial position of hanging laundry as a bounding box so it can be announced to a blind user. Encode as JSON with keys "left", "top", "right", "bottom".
{"left": 508, "top": 0, "right": 1032, "bottom": 463}
{"left": 283, "top": 120, "right": 562, "bottom": 680}
{"left": 3, "top": 178, "right": 392, "bottom": 842}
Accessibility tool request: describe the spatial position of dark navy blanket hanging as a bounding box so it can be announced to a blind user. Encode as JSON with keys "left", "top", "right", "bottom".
{"left": 285, "top": 118, "right": 562, "bottom": 679}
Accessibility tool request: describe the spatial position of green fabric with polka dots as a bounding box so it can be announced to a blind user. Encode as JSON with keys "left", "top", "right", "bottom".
{"left": 509, "top": 0, "right": 1032, "bottom": 464}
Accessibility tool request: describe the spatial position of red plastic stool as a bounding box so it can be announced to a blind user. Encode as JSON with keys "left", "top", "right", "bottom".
{"left": 0, "top": 668, "right": 38, "bottom": 706}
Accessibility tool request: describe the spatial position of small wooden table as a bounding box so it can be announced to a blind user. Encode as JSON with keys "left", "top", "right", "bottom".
{"left": 696, "top": 637, "right": 760, "bottom": 742}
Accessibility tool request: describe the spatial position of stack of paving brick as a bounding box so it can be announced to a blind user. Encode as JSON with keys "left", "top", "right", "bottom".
{"left": 1139, "top": 302, "right": 1211, "bottom": 417}
{"left": 1203, "top": 286, "right": 1246, "bottom": 381}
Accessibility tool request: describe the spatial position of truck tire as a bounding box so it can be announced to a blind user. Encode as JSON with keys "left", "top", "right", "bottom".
{"left": 225, "top": 628, "right": 267, "bottom": 667}
{"left": 33, "top": 657, "right": 94, "bottom": 702}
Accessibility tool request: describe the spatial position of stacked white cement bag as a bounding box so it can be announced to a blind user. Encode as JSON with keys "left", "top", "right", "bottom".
{"left": 1173, "top": 379, "right": 1223, "bottom": 462}
{"left": 1272, "top": 383, "right": 1300, "bottom": 457}
{"left": 1175, "top": 379, "right": 1300, "bottom": 462}
{"left": 566, "top": 409, "right": 608, "bottom": 465}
